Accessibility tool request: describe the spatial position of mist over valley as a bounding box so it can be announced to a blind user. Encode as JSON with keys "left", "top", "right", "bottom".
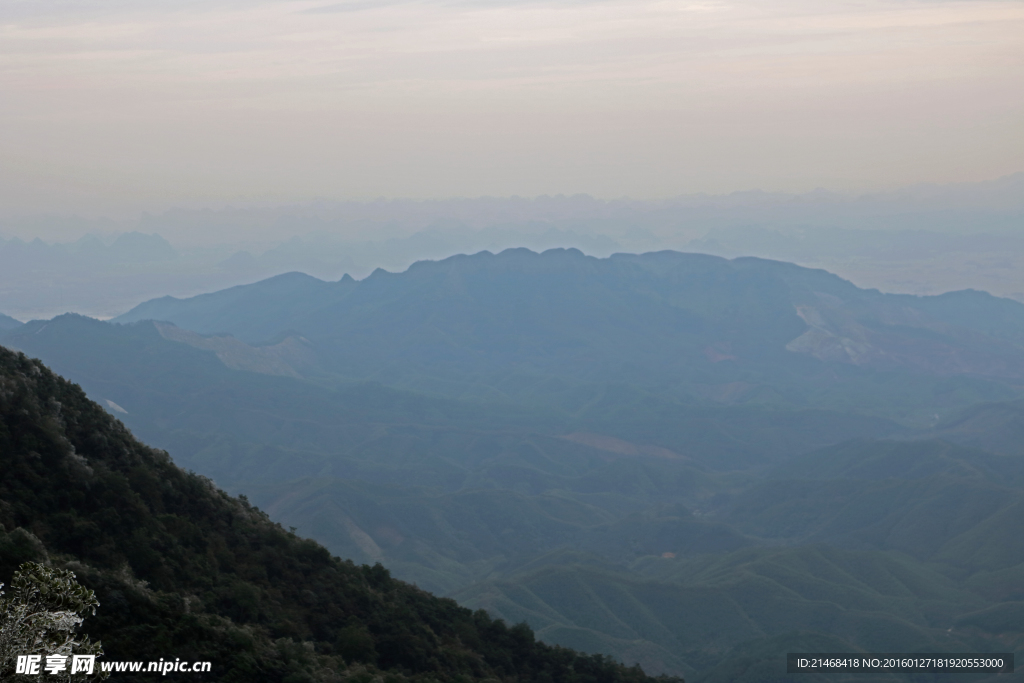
{"left": 4, "top": 245, "right": 1024, "bottom": 679}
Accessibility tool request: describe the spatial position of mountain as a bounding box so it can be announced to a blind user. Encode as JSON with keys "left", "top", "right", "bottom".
{"left": 1, "top": 314, "right": 903, "bottom": 600}
{"left": 10, "top": 250, "right": 1024, "bottom": 678}
{"left": 451, "top": 437, "right": 1024, "bottom": 679}
{"left": 0, "top": 313, "right": 20, "bottom": 331}
{"left": 933, "top": 400, "right": 1024, "bottom": 458}
{"left": 105, "top": 232, "right": 178, "bottom": 263}
{"left": 241, "top": 480, "right": 755, "bottom": 597}
{"left": 726, "top": 473, "right": 1024, "bottom": 572}
{"left": 5, "top": 313, "right": 1023, "bottom": 678}
{"left": 115, "top": 270, "right": 335, "bottom": 342}
{"left": 458, "top": 545, "right": 988, "bottom": 679}
{"left": 10, "top": 174, "right": 1024, "bottom": 320}
{"left": 0, "top": 232, "right": 207, "bottom": 322}
{"left": 0, "top": 344, "right": 674, "bottom": 683}
{"left": 115, "top": 249, "right": 1024, "bottom": 424}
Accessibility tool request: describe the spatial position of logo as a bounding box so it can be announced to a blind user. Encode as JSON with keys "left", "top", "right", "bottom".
{"left": 16, "top": 654, "right": 96, "bottom": 675}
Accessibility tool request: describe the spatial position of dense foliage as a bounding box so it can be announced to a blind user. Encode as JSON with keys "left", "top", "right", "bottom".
{"left": 0, "top": 562, "right": 105, "bottom": 682}
{"left": 0, "top": 346, "right": 678, "bottom": 683}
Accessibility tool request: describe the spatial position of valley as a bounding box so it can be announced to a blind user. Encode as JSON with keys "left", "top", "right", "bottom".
{"left": 4, "top": 249, "right": 1023, "bottom": 680}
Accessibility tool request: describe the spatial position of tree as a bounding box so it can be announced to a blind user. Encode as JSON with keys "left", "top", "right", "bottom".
{"left": 0, "top": 562, "right": 106, "bottom": 681}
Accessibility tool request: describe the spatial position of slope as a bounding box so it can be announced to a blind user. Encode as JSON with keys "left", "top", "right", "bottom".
{"left": 933, "top": 400, "right": 1024, "bottom": 458}
{"left": 722, "top": 439, "right": 1024, "bottom": 573}
{"left": 0, "top": 314, "right": 905, "bottom": 477}
{"left": 456, "top": 545, "right": 1001, "bottom": 680}
{"left": 0, "top": 344, "right": 674, "bottom": 683}
{"left": 0, "top": 314, "right": 905, "bottom": 600}
{"left": 0, "top": 313, "right": 21, "bottom": 332}
{"left": 449, "top": 436, "right": 1024, "bottom": 678}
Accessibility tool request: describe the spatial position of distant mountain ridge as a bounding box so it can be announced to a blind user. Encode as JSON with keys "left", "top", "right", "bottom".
{"left": 0, "top": 312, "right": 20, "bottom": 331}
{"left": 116, "top": 248, "right": 1024, "bottom": 423}
{"left": 8, "top": 172, "right": 1024, "bottom": 320}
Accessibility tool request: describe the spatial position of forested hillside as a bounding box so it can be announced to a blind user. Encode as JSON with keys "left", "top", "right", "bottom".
{"left": 0, "top": 345, "right": 675, "bottom": 683}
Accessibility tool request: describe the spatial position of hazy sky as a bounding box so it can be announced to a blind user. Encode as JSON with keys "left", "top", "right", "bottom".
{"left": 1, "top": 0, "right": 1022, "bottom": 214}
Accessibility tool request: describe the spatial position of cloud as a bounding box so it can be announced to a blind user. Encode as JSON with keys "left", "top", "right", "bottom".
{"left": 0, "top": 0, "right": 1021, "bottom": 211}
{"left": 300, "top": 1, "right": 410, "bottom": 14}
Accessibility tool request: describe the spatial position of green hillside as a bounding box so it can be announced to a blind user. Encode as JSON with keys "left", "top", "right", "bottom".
{"left": 240, "top": 480, "right": 754, "bottom": 596}
{"left": 0, "top": 345, "right": 677, "bottom": 683}
{"left": 457, "top": 546, "right": 1002, "bottom": 680}
{"left": 724, "top": 443, "right": 1024, "bottom": 572}
{"left": 446, "top": 437, "right": 1024, "bottom": 678}
{"left": 768, "top": 438, "right": 1024, "bottom": 483}
{"left": 935, "top": 400, "right": 1024, "bottom": 457}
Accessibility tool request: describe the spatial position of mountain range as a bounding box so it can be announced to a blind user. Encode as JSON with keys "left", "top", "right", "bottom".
{"left": 4, "top": 248, "right": 1024, "bottom": 679}
{"left": 115, "top": 248, "right": 1024, "bottom": 424}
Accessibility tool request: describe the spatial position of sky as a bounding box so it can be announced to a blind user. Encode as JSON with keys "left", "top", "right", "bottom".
{"left": 1, "top": 0, "right": 1022, "bottom": 215}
